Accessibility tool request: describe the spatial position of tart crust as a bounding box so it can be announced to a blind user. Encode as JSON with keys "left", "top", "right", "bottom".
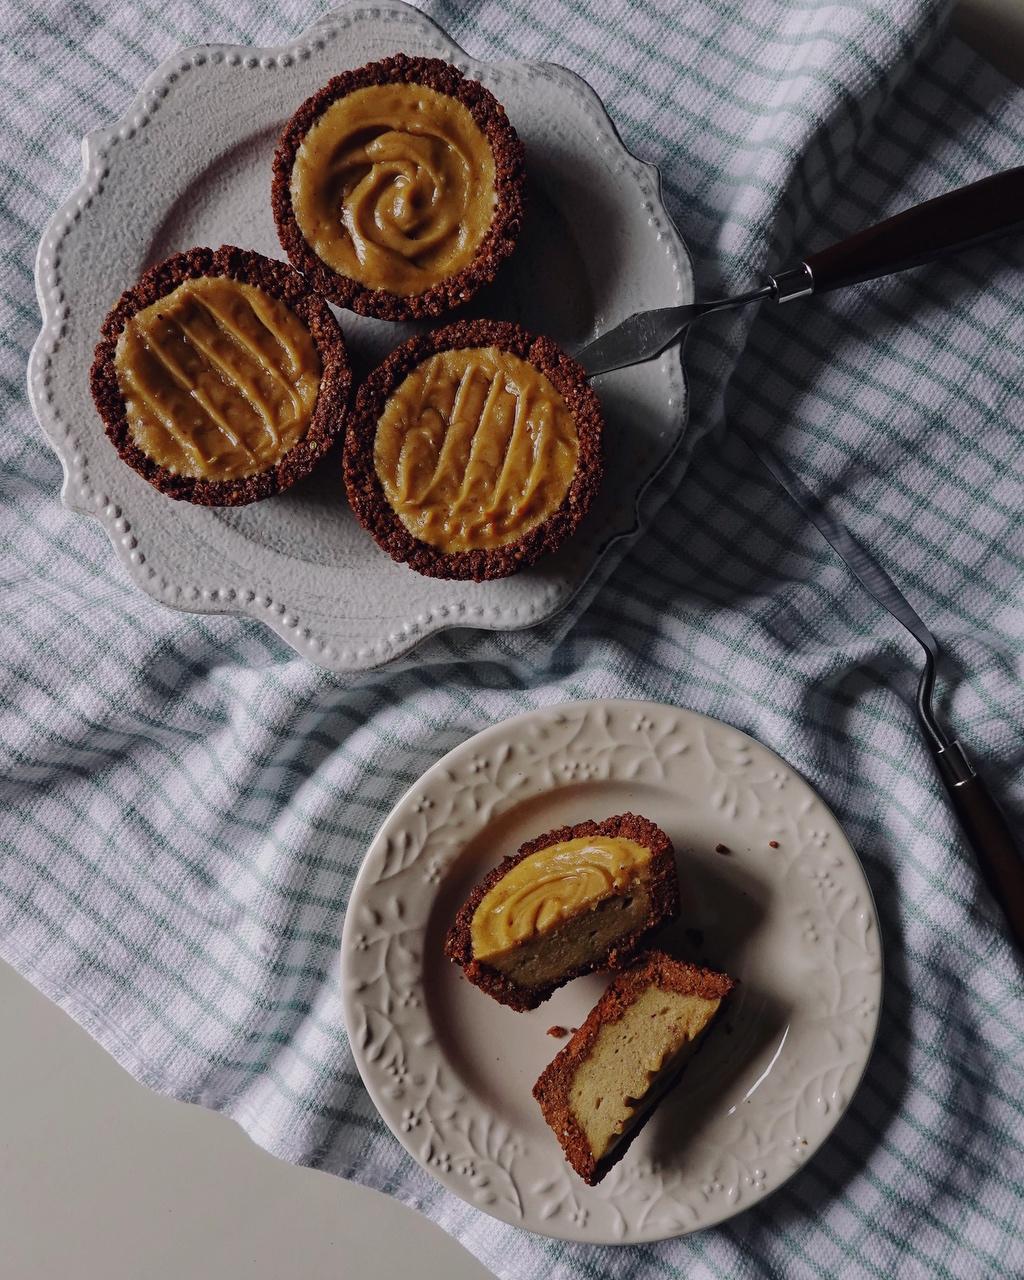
{"left": 272, "top": 54, "right": 526, "bottom": 320}
{"left": 444, "top": 813, "right": 679, "bottom": 1010}
{"left": 343, "top": 318, "right": 604, "bottom": 581}
{"left": 90, "top": 245, "right": 351, "bottom": 507}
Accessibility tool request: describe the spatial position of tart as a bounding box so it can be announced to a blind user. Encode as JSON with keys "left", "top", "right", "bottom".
{"left": 272, "top": 54, "right": 525, "bottom": 319}
{"left": 343, "top": 319, "right": 604, "bottom": 581}
{"left": 533, "top": 952, "right": 735, "bottom": 1185}
{"left": 444, "top": 814, "right": 679, "bottom": 1011}
{"left": 90, "top": 245, "right": 350, "bottom": 506}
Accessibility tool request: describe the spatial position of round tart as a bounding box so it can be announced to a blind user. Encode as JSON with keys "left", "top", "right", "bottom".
{"left": 271, "top": 54, "right": 525, "bottom": 320}
{"left": 343, "top": 319, "right": 604, "bottom": 581}
{"left": 90, "top": 245, "right": 351, "bottom": 506}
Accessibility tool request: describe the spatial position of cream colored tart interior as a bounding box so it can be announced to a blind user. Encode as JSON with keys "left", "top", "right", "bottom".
{"left": 290, "top": 82, "right": 497, "bottom": 296}
{"left": 569, "top": 986, "right": 723, "bottom": 1160}
{"left": 469, "top": 835, "right": 653, "bottom": 988}
{"left": 113, "top": 276, "right": 321, "bottom": 482}
{"left": 373, "top": 346, "right": 579, "bottom": 554}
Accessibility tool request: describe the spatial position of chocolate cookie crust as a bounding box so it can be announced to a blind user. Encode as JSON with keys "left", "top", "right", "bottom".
{"left": 533, "top": 952, "right": 736, "bottom": 1184}
{"left": 90, "top": 245, "right": 351, "bottom": 507}
{"left": 272, "top": 54, "right": 526, "bottom": 319}
{"left": 344, "top": 318, "right": 604, "bottom": 581}
{"left": 444, "top": 813, "right": 679, "bottom": 1011}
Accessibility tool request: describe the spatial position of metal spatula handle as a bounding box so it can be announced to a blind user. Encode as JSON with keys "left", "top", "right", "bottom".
{"left": 739, "top": 422, "right": 1024, "bottom": 959}
{"left": 934, "top": 743, "right": 1024, "bottom": 953}
{"left": 798, "top": 166, "right": 1024, "bottom": 293}
{"left": 576, "top": 167, "right": 1024, "bottom": 377}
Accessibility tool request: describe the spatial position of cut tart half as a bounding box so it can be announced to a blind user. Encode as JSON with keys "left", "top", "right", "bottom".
{"left": 533, "top": 952, "right": 735, "bottom": 1185}
{"left": 272, "top": 54, "right": 525, "bottom": 320}
{"left": 343, "top": 318, "right": 604, "bottom": 581}
{"left": 90, "top": 245, "right": 351, "bottom": 506}
{"left": 444, "top": 814, "right": 679, "bottom": 1010}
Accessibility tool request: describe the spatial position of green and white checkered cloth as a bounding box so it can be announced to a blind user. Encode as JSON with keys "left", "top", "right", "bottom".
{"left": 3, "top": 0, "right": 1023, "bottom": 1275}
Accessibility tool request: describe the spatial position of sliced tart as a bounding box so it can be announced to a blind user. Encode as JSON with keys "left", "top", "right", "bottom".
{"left": 343, "top": 318, "right": 604, "bottom": 580}
{"left": 90, "top": 246, "right": 350, "bottom": 506}
{"left": 272, "top": 54, "right": 525, "bottom": 319}
{"left": 533, "top": 952, "right": 735, "bottom": 1185}
{"left": 444, "top": 814, "right": 679, "bottom": 1010}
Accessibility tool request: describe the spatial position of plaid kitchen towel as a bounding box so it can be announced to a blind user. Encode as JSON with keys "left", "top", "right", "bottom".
{"left": 2, "top": 0, "right": 1023, "bottom": 1276}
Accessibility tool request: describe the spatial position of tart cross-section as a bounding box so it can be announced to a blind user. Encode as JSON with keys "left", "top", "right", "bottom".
{"left": 444, "top": 814, "right": 680, "bottom": 1010}
{"left": 533, "top": 952, "right": 735, "bottom": 1184}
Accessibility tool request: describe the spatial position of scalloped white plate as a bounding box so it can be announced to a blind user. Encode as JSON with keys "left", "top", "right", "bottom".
{"left": 342, "top": 699, "right": 882, "bottom": 1243}
{"left": 28, "top": 1, "right": 691, "bottom": 671}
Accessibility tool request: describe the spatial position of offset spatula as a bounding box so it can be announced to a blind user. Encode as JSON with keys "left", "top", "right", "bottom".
{"left": 734, "top": 423, "right": 1024, "bottom": 956}
{"left": 577, "top": 167, "right": 1024, "bottom": 377}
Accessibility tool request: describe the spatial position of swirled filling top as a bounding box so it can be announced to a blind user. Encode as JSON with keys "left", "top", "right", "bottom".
{"left": 290, "top": 82, "right": 497, "bottom": 296}
{"left": 470, "top": 836, "right": 653, "bottom": 961}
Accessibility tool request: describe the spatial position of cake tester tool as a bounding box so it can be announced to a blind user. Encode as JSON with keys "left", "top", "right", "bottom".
{"left": 732, "top": 421, "right": 1024, "bottom": 957}
{"left": 576, "top": 167, "right": 1024, "bottom": 377}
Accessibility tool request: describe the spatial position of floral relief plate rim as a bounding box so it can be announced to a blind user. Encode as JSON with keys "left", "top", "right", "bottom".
{"left": 341, "top": 699, "right": 883, "bottom": 1244}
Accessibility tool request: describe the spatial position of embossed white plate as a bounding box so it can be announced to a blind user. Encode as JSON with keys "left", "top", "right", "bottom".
{"left": 342, "top": 699, "right": 882, "bottom": 1243}
{"left": 28, "top": 1, "right": 691, "bottom": 671}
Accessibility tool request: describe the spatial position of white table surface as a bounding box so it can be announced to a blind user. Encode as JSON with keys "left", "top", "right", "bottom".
{"left": 2, "top": 5, "right": 1018, "bottom": 1278}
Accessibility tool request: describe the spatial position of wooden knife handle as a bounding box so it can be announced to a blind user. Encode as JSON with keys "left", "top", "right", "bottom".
{"left": 803, "top": 167, "right": 1024, "bottom": 294}
{"left": 935, "top": 743, "right": 1024, "bottom": 955}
